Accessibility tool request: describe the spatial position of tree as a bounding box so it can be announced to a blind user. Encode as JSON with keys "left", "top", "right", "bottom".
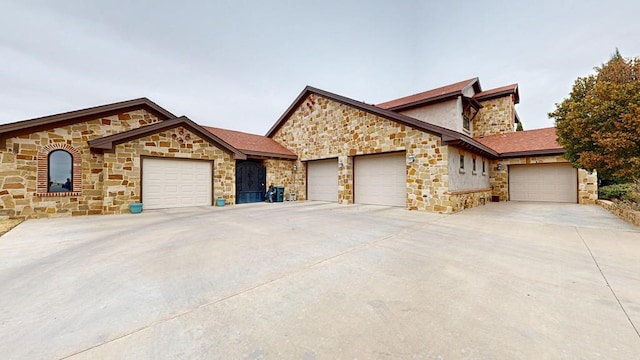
{"left": 549, "top": 50, "right": 640, "bottom": 183}
{"left": 516, "top": 121, "right": 523, "bottom": 131}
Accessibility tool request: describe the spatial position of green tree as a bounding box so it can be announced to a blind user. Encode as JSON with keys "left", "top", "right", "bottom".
{"left": 516, "top": 121, "right": 523, "bottom": 131}
{"left": 549, "top": 50, "right": 640, "bottom": 183}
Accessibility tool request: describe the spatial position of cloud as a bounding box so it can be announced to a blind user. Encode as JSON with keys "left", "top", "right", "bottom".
{"left": 2, "top": 0, "right": 640, "bottom": 133}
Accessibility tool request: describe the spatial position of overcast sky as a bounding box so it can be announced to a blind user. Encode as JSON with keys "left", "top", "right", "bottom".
{"left": 1, "top": 1, "right": 639, "bottom": 134}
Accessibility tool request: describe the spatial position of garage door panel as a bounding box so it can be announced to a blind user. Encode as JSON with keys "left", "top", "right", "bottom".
{"left": 355, "top": 153, "right": 406, "bottom": 207}
{"left": 307, "top": 159, "right": 338, "bottom": 202}
{"left": 143, "top": 158, "right": 212, "bottom": 209}
{"left": 509, "top": 163, "right": 577, "bottom": 203}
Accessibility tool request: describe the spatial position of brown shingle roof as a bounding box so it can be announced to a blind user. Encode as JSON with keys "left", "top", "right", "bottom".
{"left": 474, "top": 84, "right": 519, "bottom": 104}
{"left": 376, "top": 78, "right": 481, "bottom": 110}
{"left": 475, "top": 127, "right": 563, "bottom": 157}
{"left": 205, "top": 126, "right": 297, "bottom": 160}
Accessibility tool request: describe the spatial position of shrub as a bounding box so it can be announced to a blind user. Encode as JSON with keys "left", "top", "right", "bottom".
{"left": 599, "top": 183, "right": 632, "bottom": 201}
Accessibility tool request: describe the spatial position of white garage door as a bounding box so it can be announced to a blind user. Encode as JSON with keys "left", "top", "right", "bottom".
{"left": 142, "top": 158, "right": 213, "bottom": 209}
{"left": 509, "top": 163, "right": 577, "bottom": 203}
{"left": 307, "top": 159, "right": 338, "bottom": 202}
{"left": 354, "top": 152, "right": 406, "bottom": 207}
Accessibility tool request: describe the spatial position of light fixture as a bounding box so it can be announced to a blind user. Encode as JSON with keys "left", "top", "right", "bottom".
{"left": 338, "top": 161, "right": 344, "bottom": 167}
{"left": 293, "top": 164, "right": 297, "bottom": 171}
{"left": 497, "top": 163, "right": 503, "bottom": 171}
{"left": 408, "top": 154, "right": 415, "bottom": 163}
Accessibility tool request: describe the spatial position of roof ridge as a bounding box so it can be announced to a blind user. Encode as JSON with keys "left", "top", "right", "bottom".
{"left": 375, "top": 77, "right": 481, "bottom": 110}
{"left": 0, "top": 97, "right": 176, "bottom": 136}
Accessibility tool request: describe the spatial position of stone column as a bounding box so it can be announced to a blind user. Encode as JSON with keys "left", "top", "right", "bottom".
{"left": 337, "top": 155, "right": 353, "bottom": 205}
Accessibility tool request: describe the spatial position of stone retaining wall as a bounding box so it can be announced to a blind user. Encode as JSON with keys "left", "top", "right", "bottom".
{"left": 597, "top": 200, "right": 640, "bottom": 227}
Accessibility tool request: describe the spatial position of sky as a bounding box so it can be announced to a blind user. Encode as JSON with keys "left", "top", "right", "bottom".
{"left": 1, "top": 0, "right": 639, "bottom": 135}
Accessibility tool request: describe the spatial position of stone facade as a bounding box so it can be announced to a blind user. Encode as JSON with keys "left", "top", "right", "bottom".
{"left": 449, "top": 189, "right": 493, "bottom": 212}
{"left": 0, "top": 110, "right": 235, "bottom": 219}
{"left": 489, "top": 156, "right": 597, "bottom": 204}
{"left": 474, "top": 96, "right": 516, "bottom": 137}
{"left": 102, "top": 127, "right": 234, "bottom": 214}
{"left": 271, "top": 93, "right": 461, "bottom": 213}
{"left": 264, "top": 159, "right": 296, "bottom": 199}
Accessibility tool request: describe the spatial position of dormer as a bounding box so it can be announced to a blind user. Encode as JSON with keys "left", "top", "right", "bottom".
{"left": 462, "top": 96, "right": 482, "bottom": 135}
{"left": 376, "top": 78, "right": 483, "bottom": 135}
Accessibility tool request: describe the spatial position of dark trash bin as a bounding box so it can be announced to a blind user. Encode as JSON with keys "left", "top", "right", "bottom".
{"left": 275, "top": 186, "right": 285, "bottom": 202}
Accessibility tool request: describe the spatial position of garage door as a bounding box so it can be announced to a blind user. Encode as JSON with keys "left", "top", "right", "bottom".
{"left": 509, "top": 163, "right": 577, "bottom": 203}
{"left": 354, "top": 152, "right": 406, "bottom": 206}
{"left": 142, "top": 158, "right": 213, "bottom": 209}
{"left": 307, "top": 159, "right": 338, "bottom": 202}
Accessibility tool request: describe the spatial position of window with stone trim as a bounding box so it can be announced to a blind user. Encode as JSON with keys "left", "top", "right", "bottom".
{"left": 37, "top": 144, "right": 82, "bottom": 195}
{"left": 472, "top": 158, "right": 477, "bottom": 174}
{"left": 459, "top": 154, "right": 465, "bottom": 171}
{"left": 48, "top": 150, "right": 72, "bottom": 192}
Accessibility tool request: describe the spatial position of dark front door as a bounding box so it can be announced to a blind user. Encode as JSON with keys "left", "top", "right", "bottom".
{"left": 236, "top": 160, "right": 266, "bottom": 204}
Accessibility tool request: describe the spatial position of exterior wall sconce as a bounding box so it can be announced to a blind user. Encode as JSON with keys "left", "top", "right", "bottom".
{"left": 338, "top": 161, "right": 344, "bottom": 167}
{"left": 293, "top": 164, "right": 297, "bottom": 171}
{"left": 497, "top": 163, "right": 503, "bottom": 171}
{"left": 408, "top": 154, "right": 415, "bottom": 163}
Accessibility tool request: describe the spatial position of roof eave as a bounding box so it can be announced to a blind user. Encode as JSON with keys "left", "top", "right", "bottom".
{"left": 497, "top": 148, "right": 564, "bottom": 159}
{"left": 267, "top": 86, "right": 455, "bottom": 139}
{"left": 442, "top": 135, "right": 500, "bottom": 159}
{"left": 240, "top": 150, "right": 298, "bottom": 160}
{"left": 88, "top": 116, "right": 247, "bottom": 160}
{"left": 474, "top": 85, "right": 520, "bottom": 104}
{"left": 383, "top": 93, "right": 461, "bottom": 112}
{"left": 0, "top": 98, "right": 176, "bottom": 137}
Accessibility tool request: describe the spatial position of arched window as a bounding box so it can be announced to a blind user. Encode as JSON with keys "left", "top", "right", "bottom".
{"left": 48, "top": 150, "right": 73, "bottom": 192}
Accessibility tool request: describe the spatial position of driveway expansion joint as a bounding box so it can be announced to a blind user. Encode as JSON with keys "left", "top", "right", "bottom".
{"left": 575, "top": 227, "right": 640, "bottom": 341}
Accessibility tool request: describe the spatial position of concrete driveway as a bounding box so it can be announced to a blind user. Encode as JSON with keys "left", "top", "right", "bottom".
{"left": 0, "top": 202, "right": 638, "bottom": 359}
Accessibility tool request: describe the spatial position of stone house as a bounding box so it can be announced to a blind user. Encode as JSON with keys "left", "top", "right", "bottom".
{"left": 265, "top": 78, "right": 597, "bottom": 212}
{"left": 0, "top": 78, "right": 597, "bottom": 219}
{"left": 0, "top": 99, "right": 246, "bottom": 218}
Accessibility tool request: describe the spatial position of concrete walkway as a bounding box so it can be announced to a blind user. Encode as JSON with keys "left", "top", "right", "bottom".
{"left": 0, "top": 202, "right": 638, "bottom": 359}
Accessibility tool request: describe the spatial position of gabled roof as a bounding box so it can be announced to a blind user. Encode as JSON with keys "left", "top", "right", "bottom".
{"left": 88, "top": 116, "right": 246, "bottom": 159}
{"left": 375, "top": 78, "right": 482, "bottom": 111}
{"left": 475, "top": 127, "right": 563, "bottom": 158}
{"left": 0, "top": 98, "right": 176, "bottom": 140}
{"left": 474, "top": 83, "right": 519, "bottom": 104}
{"left": 204, "top": 126, "right": 297, "bottom": 160}
{"left": 266, "top": 85, "right": 499, "bottom": 159}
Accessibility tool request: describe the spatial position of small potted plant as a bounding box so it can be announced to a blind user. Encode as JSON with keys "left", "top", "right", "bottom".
{"left": 129, "top": 202, "right": 143, "bottom": 214}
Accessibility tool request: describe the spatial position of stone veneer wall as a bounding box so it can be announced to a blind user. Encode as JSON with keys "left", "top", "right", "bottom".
{"left": 489, "top": 156, "right": 598, "bottom": 204}
{"left": 0, "top": 110, "right": 163, "bottom": 218}
{"left": 474, "top": 96, "right": 515, "bottom": 137}
{"left": 271, "top": 93, "right": 458, "bottom": 213}
{"left": 449, "top": 189, "right": 493, "bottom": 212}
{"left": 103, "top": 126, "right": 234, "bottom": 214}
{"left": 263, "top": 159, "right": 296, "bottom": 198}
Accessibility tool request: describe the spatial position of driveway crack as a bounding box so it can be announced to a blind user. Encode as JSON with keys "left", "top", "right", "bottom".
{"left": 575, "top": 227, "right": 640, "bottom": 341}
